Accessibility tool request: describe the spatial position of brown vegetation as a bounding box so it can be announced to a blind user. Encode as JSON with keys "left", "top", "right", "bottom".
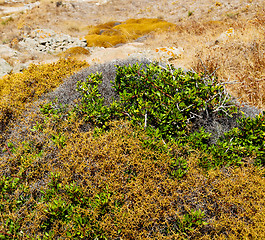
{"left": 58, "top": 46, "right": 90, "bottom": 59}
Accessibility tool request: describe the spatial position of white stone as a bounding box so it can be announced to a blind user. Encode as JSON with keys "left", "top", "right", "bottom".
{"left": 0, "top": 58, "right": 13, "bottom": 78}
{"left": 0, "top": 44, "right": 19, "bottom": 58}
{"left": 215, "top": 28, "right": 235, "bottom": 44}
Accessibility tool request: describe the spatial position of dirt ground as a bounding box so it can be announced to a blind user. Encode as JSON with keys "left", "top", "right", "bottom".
{"left": 0, "top": 0, "right": 263, "bottom": 58}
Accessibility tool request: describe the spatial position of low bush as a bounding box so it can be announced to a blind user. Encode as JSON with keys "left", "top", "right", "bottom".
{"left": 202, "top": 112, "right": 265, "bottom": 168}
{"left": 1, "top": 59, "right": 265, "bottom": 239}
{"left": 85, "top": 18, "right": 176, "bottom": 47}
{"left": 75, "top": 61, "right": 265, "bottom": 169}
{"left": 76, "top": 62, "right": 236, "bottom": 138}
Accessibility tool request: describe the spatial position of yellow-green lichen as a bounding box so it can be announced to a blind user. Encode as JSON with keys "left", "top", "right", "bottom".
{"left": 85, "top": 18, "right": 176, "bottom": 47}
{"left": 0, "top": 58, "right": 88, "bottom": 135}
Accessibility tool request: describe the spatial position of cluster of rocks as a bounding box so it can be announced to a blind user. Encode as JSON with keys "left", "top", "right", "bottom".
{"left": 18, "top": 29, "right": 87, "bottom": 54}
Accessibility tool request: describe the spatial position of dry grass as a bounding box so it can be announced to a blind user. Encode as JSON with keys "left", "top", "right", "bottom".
{"left": 142, "top": 19, "right": 231, "bottom": 67}
{"left": 60, "top": 20, "right": 88, "bottom": 35}
{"left": 191, "top": 10, "right": 265, "bottom": 109}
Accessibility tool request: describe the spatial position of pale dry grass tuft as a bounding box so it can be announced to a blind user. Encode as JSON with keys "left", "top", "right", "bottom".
{"left": 192, "top": 12, "right": 265, "bottom": 109}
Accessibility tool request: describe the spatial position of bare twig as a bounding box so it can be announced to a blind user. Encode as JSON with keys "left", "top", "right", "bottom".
{"left": 198, "top": 57, "right": 207, "bottom": 74}
{"left": 209, "top": 67, "right": 220, "bottom": 77}
{"left": 4, "top": 143, "right": 12, "bottom": 155}
{"left": 144, "top": 110, "right": 147, "bottom": 129}
{"left": 225, "top": 137, "right": 234, "bottom": 153}
{"left": 205, "top": 93, "right": 220, "bottom": 103}
{"left": 205, "top": 103, "right": 209, "bottom": 118}
{"left": 190, "top": 112, "right": 203, "bottom": 119}
{"left": 122, "top": 112, "right": 132, "bottom": 119}
{"left": 167, "top": 63, "right": 176, "bottom": 82}
{"left": 180, "top": 104, "right": 194, "bottom": 112}
{"left": 176, "top": 103, "right": 181, "bottom": 112}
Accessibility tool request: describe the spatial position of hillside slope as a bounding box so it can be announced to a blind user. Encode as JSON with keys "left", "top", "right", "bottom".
{"left": 1, "top": 0, "right": 265, "bottom": 239}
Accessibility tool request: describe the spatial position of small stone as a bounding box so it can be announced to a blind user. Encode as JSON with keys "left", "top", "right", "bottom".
{"left": 215, "top": 28, "right": 235, "bottom": 44}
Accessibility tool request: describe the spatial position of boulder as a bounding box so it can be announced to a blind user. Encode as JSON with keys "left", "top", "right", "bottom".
{"left": 154, "top": 47, "right": 184, "bottom": 59}
{"left": 0, "top": 44, "right": 19, "bottom": 58}
{"left": 0, "top": 58, "right": 12, "bottom": 78}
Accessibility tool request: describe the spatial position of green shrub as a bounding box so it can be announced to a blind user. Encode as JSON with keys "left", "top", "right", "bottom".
{"left": 75, "top": 61, "right": 265, "bottom": 170}
{"left": 76, "top": 72, "right": 122, "bottom": 128}
{"left": 76, "top": 62, "right": 236, "bottom": 140}
{"left": 201, "top": 112, "right": 265, "bottom": 168}
{"left": 2, "top": 59, "right": 265, "bottom": 239}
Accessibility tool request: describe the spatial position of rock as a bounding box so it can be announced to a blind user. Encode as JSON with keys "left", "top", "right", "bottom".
{"left": 0, "top": 1, "right": 40, "bottom": 15}
{"left": 153, "top": 47, "right": 184, "bottom": 60}
{"left": 0, "top": 58, "right": 13, "bottom": 78}
{"left": 19, "top": 38, "right": 37, "bottom": 49}
{"left": 134, "top": 34, "right": 150, "bottom": 43}
{"left": 12, "top": 62, "right": 30, "bottom": 73}
{"left": 95, "top": 0, "right": 110, "bottom": 5}
{"left": 215, "top": 27, "right": 235, "bottom": 44}
{"left": 0, "top": 45, "right": 19, "bottom": 58}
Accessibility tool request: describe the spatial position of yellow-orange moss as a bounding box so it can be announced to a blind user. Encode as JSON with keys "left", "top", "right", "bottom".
{"left": 0, "top": 58, "right": 88, "bottom": 135}
{"left": 87, "top": 21, "right": 121, "bottom": 35}
{"left": 85, "top": 34, "right": 128, "bottom": 48}
{"left": 85, "top": 18, "right": 176, "bottom": 47}
{"left": 115, "top": 18, "right": 176, "bottom": 35}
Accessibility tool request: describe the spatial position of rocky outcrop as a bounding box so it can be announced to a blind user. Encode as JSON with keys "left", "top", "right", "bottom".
{"left": 18, "top": 29, "right": 87, "bottom": 54}
{"left": 0, "top": 44, "right": 34, "bottom": 74}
